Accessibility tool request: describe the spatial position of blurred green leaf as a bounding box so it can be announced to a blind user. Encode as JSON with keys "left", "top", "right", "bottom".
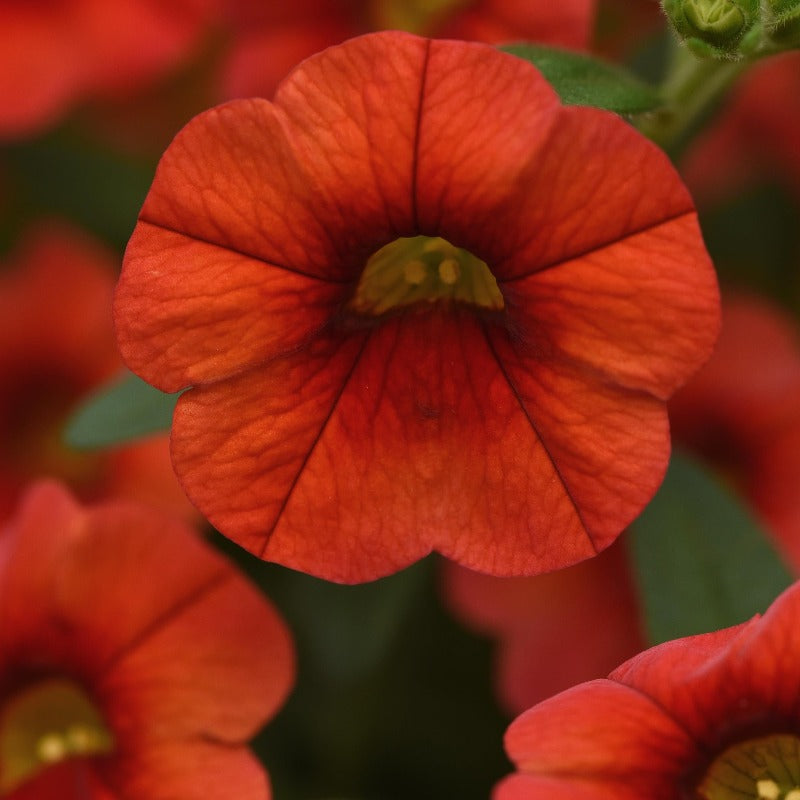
{"left": 64, "top": 370, "right": 176, "bottom": 449}
{"left": 631, "top": 450, "right": 793, "bottom": 645}
{"left": 501, "top": 44, "right": 663, "bottom": 113}
{"left": 4, "top": 127, "right": 153, "bottom": 251}
{"left": 282, "top": 560, "right": 430, "bottom": 685}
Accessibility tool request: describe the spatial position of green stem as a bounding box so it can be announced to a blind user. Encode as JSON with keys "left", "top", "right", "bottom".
{"left": 636, "top": 44, "right": 750, "bottom": 152}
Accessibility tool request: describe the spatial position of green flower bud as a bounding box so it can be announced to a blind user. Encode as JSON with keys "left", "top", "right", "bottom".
{"left": 662, "top": 0, "right": 761, "bottom": 58}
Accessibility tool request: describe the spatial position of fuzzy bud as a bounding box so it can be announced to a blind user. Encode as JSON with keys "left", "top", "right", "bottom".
{"left": 662, "top": 0, "right": 761, "bottom": 58}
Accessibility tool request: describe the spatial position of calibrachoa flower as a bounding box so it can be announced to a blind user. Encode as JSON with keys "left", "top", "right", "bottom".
{"left": 670, "top": 294, "right": 800, "bottom": 570}
{"left": 496, "top": 578, "right": 800, "bottom": 800}
{"left": 442, "top": 537, "right": 644, "bottom": 714}
{"left": 0, "top": 222, "right": 194, "bottom": 523}
{"left": 0, "top": 0, "right": 214, "bottom": 138}
{"left": 0, "top": 481, "right": 294, "bottom": 799}
{"left": 221, "top": 0, "right": 595, "bottom": 99}
{"left": 114, "top": 32, "right": 720, "bottom": 582}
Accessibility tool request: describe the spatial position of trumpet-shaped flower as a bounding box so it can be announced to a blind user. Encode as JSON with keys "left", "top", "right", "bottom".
{"left": 115, "top": 32, "right": 720, "bottom": 582}
{"left": 496, "top": 578, "right": 800, "bottom": 800}
{"left": 0, "top": 482, "right": 294, "bottom": 799}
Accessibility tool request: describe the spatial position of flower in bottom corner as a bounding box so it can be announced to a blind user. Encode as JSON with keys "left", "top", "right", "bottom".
{"left": 496, "top": 578, "right": 800, "bottom": 800}
{"left": 0, "top": 482, "right": 294, "bottom": 799}
{"left": 114, "top": 31, "right": 719, "bottom": 583}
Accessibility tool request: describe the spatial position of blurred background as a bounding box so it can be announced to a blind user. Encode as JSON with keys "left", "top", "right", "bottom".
{"left": 2, "top": 1, "right": 800, "bottom": 798}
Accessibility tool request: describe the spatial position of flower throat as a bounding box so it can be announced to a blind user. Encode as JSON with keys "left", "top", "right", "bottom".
{"left": 349, "top": 236, "right": 503, "bottom": 316}
{"left": 0, "top": 678, "right": 114, "bottom": 793}
{"left": 697, "top": 734, "right": 800, "bottom": 799}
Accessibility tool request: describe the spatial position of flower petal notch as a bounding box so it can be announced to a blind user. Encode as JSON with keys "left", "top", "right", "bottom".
{"left": 114, "top": 31, "right": 720, "bottom": 583}
{"left": 496, "top": 578, "right": 800, "bottom": 800}
{"left": 0, "top": 481, "right": 294, "bottom": 798}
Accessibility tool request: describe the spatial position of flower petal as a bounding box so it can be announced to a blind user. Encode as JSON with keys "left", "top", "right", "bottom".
{"left": 609, "top": 622, "right": 760, "bottom": 744}
{"left": 504, "top": 679, "right": 696, "bottom": 792}
{"left": 116, "top": 223, "right": 346, "bottom": 391}
{"left": 494, "top": 773, "right": 636, "bottom": 800}
{"left": 172, "top": 310, "right": 600, "bottom": 581}
{"left": 98, "top": 572, "right": 293, "bottom": 744}
{"left": 103, "top": 741, "right": 269, "bottom": 800}
{"left": 53, "top": 501, "right": 228, "bottom": 675}
{"left": 491, "top": 106, "right": 696, "bottom": 282}
{"left": 413, "top": 38, "right": 560, "bottom": 265}
{"left": 482, "top": 333, "right": 670, "bottom": 552}
{"left": 273, "top": 31, "right": 427, "bottom": 249}
{"left": 0, "top": 482, "right": 80, "bottom": 666}
{"left": 504, "top": 213, "right": 719, "bottom": 399}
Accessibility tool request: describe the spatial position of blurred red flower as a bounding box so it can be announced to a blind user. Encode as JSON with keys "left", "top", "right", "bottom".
{"left": 0, "top": 222, "right": 195, "bottom": 523}
{"left": 221, "top": 0, "right": 595, "bottom": 99}
{"left": 441, "top": 538, "right": 645, "bottom": 714}
{"left": 496, "top": 578, "right": 800, "bottom": 800}
{"left": 671, "top": 294, "right": 800, "bottom": 570}
{"left": 115, "top": 32, "right": 719, "bottom": 582}
{"left": 0, "top": 0, "right": 215, "bottom": 138}
{"left": 681, "top": 52, "right": 800, "bottom": 206}
{"left": 0, "top": 481, "right": 294, "bottom": 799}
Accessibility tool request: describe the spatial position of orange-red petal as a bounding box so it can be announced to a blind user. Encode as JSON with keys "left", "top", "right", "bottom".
{"left": 503, "top": 680, "right": 696, "bottom": 794}
{"left": 117, "top": 32, "right": 720, "bottom": 580}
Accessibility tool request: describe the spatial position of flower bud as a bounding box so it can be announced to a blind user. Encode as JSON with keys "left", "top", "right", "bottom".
{"left": 662, "top": 0, "right": 761, "bottom": 58}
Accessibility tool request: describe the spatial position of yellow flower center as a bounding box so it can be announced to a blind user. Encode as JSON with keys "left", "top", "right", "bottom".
{"left": 349, "top": 236, "right": 503, "bottom": 316}
{"left": 698, "top": 734, "right": 800, "bottom": 800}
{"left": 0, "top": 678, "right": 115, "bottom": 793}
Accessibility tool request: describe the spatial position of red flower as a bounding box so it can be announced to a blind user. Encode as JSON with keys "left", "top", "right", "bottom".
{"left": 114, "top": 32, "right": 719, "bottom": 582}
{"left": 0, "top": 222, "right": 195, "bottom": 523}
{"left": 497, "top": 578, "right": 800, "bottom": 800}
{"left": 221, "top": 0, "right": 595, "bottom": 99}
{"left": 0, "top": 0, "right": 214, "bottom": 138}
{"left": 442, "top": 537, "right": 645, "bottom": 714}
{"left": 681, "top": 52, "right": 800, "bottom": 206}
{"left": 0, "top": 482, "right": 294, "bottom": 799}
{"left": 670, "top": 294, "right": 800, "bottom": 570}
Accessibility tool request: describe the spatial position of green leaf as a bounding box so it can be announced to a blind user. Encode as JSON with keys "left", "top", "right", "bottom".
{"left": 64, "top": 370, "right": 177, "bottom": 449}
{"left": 630, "top": 450, "right": 793, "bottom": 645}
{"left": 500, "top": 44, "right": 663, "bottom": 114}
{"left": 4, "top": 128, "right": 153, "bottom": 251}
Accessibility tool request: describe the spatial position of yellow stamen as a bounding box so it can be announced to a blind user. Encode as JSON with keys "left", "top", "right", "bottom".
{"left": 403, "top": 259, "right": 427, "bottom": 285}
{"left": 1, "top": 679, "right": 114, "bottom": 793}
{"left": 36, "top": 734, "right": 67, "bottom": 764}
{"left": 349, "top": 235, "right": 503, "bottom": 316}
{"left": 438, "top": 258, "right": 460, "bottom": 285}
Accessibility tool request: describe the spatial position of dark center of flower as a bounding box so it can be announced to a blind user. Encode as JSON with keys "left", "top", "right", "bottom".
{"left": 0, "top": 678, "right": 114, "bottom": 793}
{"left": 348, "top": 236, "right": 503, "bottom": 316}
{"left": 697, "top": 734, "right": 800, "bottom": 800}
